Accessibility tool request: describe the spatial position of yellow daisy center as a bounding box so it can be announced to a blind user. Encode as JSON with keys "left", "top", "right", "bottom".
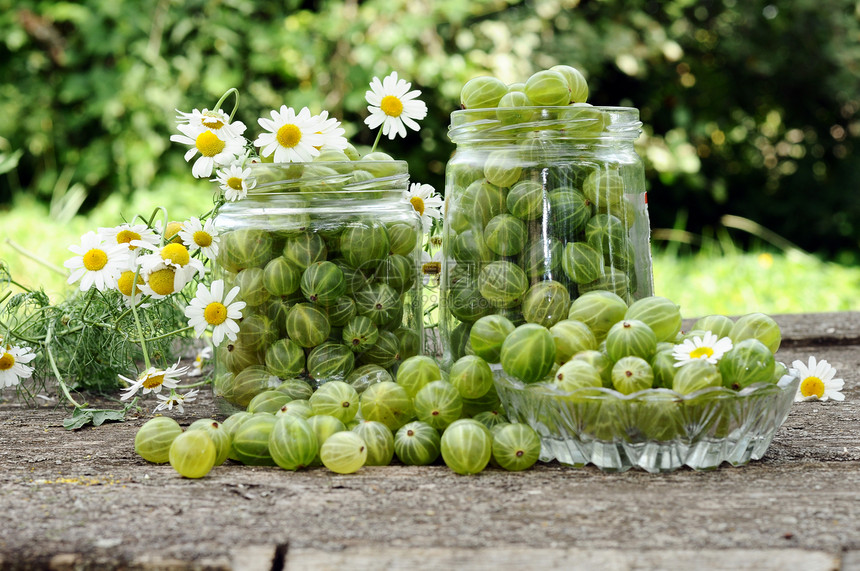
{"left": 277, "top": 124, "right": 302, "bottom": 148}
{"left": 381, "top": 95, "right": 404, "bottom": 117}
{"left": 422, "top": 261, "right": 441, "bottom": 275}
{"left": 201, "top": 114, "right": 225, "bottom": 130}
{"left": 161, "top": 243, "right": 190, "bottom": 266}
{"left": 409, "top": 195, "right": 426, "bottom": 216}
{"left": 195, "top": 130, "right": 225, "bottom": 157}
{"left": 0, "top": 352, "right": 14, "bottom": 371}
{"left": 193, "top": 230, "right": 213, "bottom": 248}
{"left": 689, "top": 346, "right": 714, "bottom": 359}
{"left": 204, "top": 302, "right": 228, "bottom": 326}
{"left": 164, "top": 221, "right": 182, "bottom": 242}
{"left": 116, "top": 229, "right": 142, "bottom": 250}
{"left": 148, "top": 268, "right": 177, "bottom": 296}
{"left": 83, "top": 249, "right": 108, "bottom": 271}
{"left": 800, "top": 376, "right": 825, "bottom": 399}
{"left": 117, "top": 270, "right": 143, "bottom": 297}
{"left": 226, "top": 176, "right": 244, "bottom": 190}
{"left": 142, "top": 373, "right": 166, "bottom": 390}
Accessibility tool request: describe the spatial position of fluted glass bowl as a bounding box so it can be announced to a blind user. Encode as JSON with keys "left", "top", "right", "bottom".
{"left": 494, "top": 369, "right": 799, "bottom": 473}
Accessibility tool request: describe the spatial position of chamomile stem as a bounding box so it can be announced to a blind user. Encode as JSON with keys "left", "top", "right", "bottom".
{"left": 182, "top": 379, "right": 212, "bottom": 389}
{"left": 145, "top": 325, "right": 194, "bottom": 343}
{"left": 147, "top": 207, "right": 170, "bottom": 245}
{"left": 4, "top": 238, "right": 66, "bottom": 276}
{"left": 45, "top": 321, "right": 86, "bottom": 409}
{"left": 129, "top": 269, "right": 151, "bottom": 370}
{"left": 369, "top": 129, "right": 383, "bottom": 154}
{"left": 214, "top": 88, "right": 240, "bottom": 123}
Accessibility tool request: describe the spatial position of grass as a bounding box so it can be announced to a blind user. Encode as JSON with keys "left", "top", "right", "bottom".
{"left": 2, "top": 195, "right": 859, "bottom": 319}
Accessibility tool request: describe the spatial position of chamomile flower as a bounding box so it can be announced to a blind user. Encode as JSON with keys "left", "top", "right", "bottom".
{"left": 175, "top": 108, "right": 247, "bottom": 141}
{"left": 0, "top": 345, "right": 37, "bottom": 389}
{"left": 403, "top": 183, "right": 443, "bottom": 233}
{"left": 170, "top": 124, "right": 246, "bottom": 178}
{"left": 420, "top": 248, "right": 444, "bottom": 287}
{"left": 187, "top": 346, "right": 213, "bottom": 377}
{"left": 179, "top": 217, "right": 220, "bottom": 260}
{"left": 184, "top": 280, "right": 246, "bottom": 346}
{"left": 672, "top": 332, "right": 733, "bottom": 367}
{"left": 99, "top": 223, "right": 160, "bottom": 253}
{"left": 119, "top": 362, "right": 188, "bottom": 401}
{"left": 64, "top": 231, "right": 130, "bottom": 292}
{"left": 790, "top": 356, "right": 845, "bottom": 402}
{"left": 254, "top": 106, "right": 325, "bottom": 163}
{"left": 364, "top": 71, "right": 428, "bottom": 140}
{"left": 137, "top": 242, "right": 206, "bottom": 281}
{"left": 213, "top": 164, "right": 256, "bottom": 202}
{"left": 154, "top": 388, "right": 199, "bottom": 413}
{"left": 137, "top": 262, "right": 194, "bottom": 300}
{"left": 116, "top": 270, "right": 148, "bottom": 308}
{"left": 314, "top": 110, "right": 349, "bottom": 151}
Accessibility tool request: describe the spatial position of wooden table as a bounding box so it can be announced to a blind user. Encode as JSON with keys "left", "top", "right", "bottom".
{"left": 1, "top": 313, "right": 858, "bottom": 570}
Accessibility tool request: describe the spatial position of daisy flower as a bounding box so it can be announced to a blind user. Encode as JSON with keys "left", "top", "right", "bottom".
{"left": 364, "top": 71, "right": 428, "bottom": 140}
{"left": 64, "top": 231, "right": 130, "bottom": 292}
{"left": 254, "top": 106, "right": 325, "bottom": 163}
{"left": 790, "top": 356, "right": 845, "bottom": 402}
{"left": 314, "top": 110, "right": 349, "bottom": 151}
{"left": 99, "top": 223, "right": 160, "bottom": 253}
{"left": 213, "top": 164, "right": 257, "bottom": 202}
{"left": 420, "top": 248, "right": 444, "bottom": 288}
{"left": 672, "top": 331, "right": 733, "bottom": 367}
{"left": 137, "top": 262, "right": 194, "bottom": 300}
{"left": 170, "top": 124, "right": 246, "bottom": 178}
{"left": 184, "top": 280, "right": 246, "bottom": 346}
{"left": 154, "top": 388, "right": 199, "bottom": 414}
{"left": 175, "top": 108, "right": 247, "bottom": 141}
{"left": 187, "top": 346, "right": 213, "bottom": 377}
{"left": 116, "top": 270, "right": 148, "bottom": 308}
{"left": 179, "top": 217, "right": 220, "bottom": 260}
{"left": 119, "top": 362, "right": 188, "bottom": 401}
{"left": 137, "top": 242, "right": 206, "bottom": 281}
{"left": 0, "top": 345, "right": 37, "bottom": 389}
{"left": 403, "top": 183, "right": 443, "bottom": 233}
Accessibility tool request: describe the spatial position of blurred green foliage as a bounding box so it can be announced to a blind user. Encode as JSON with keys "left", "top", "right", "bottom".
{"left": 1, "top": 0, "right": 859, "bottom": 260}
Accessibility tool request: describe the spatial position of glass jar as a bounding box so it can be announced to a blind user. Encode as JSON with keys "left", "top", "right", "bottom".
{"left": 440, "top": 106, "right": 651, "bottom": 368}
{"left": 212, "top": 161, "right": 424, "bottom": 413}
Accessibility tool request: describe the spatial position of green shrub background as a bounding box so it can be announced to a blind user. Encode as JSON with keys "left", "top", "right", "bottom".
{"left": 2, "top": 0, "right": 859, "bottom": 261}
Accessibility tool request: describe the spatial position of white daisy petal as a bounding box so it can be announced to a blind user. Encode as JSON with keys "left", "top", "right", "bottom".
{"left": 184, "top": 279, "right": 244, "bottom": 347}
{"left": 364, "top": 71, "right": 427, "bottom": 140}
{"left": 792, "top": 355, "right": 845, "bottom": 402}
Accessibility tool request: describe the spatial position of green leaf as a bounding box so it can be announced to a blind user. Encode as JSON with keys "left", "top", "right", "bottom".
{"left": 63, "top": 406, "right": 129, "bottom": 430}
{"left": 0, "top": 149, "right": 23, "bottom": 175}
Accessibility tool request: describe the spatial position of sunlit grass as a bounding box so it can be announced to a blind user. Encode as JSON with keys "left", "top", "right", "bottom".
{"left": 652, "top": 248, "right": 860, "bottom": 318}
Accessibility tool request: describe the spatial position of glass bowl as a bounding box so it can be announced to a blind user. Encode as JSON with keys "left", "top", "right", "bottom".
{"left": 493, "top": 369, "right": 799, "bottom": 473}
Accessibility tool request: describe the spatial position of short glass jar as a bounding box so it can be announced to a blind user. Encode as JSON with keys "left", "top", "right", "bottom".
{"left": 440, "top": 106, "right": 651, "bottom": 368}
{"left": 211, "top": 161, "right": 424, "bottom": 412}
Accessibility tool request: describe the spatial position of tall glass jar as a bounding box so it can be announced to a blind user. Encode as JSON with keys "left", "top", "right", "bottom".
{"left": 440, "top": 106, "right": 651, "bottom": 368}
{"left": 212, "top": 161, "right": 424, "bottom": 413}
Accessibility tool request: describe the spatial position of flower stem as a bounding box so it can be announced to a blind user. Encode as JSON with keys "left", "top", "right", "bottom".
{"left": 214, "top": 88, "right": 240, "bottom": 123}
{"left": 129, "top": 269, "right": 151, "bottom": 370}
{"left": 369, "top": 129, "right": 383, "bottom": 154}
{"left": 181, "top": 379, "right": 212, "bottom": 389}
{"left": 4, "top": 238, "right": 66, "bottom": 276}
{"left": 145, "top": 325, "right": 194, "bottom": 343}
{"left": 45, "top": 320, "right": 86, "bottom": 409}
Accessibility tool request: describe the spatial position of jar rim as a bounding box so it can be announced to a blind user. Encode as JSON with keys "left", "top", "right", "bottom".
{"left": 242, "top": 160, "right": 410, "bottom": 196}
{"left": 448, "top": 105, "right": 642, "bottom": 143}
